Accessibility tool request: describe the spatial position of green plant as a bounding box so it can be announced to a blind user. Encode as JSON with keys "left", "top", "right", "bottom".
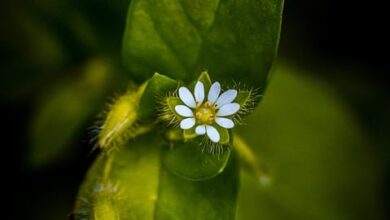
{"left": 72, "top": 0, "right": 284, "bottom": 219}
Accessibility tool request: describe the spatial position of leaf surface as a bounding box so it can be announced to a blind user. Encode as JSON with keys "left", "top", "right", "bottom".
{"left": 122, "top": 0, "right": 284, "bottom": 95}
{"left": 74, "top": 132, "right": 239, "bottom": 220}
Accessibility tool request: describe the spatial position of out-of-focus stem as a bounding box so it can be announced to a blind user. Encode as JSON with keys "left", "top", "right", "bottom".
{"left": 101, "top": 153, "right": 114, "bottom": 185}
{"left": 233, "top": 134, "right": 271, "bottom": 186}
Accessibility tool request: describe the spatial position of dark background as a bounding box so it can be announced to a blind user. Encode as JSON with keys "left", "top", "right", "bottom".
{"left": 1, "top": 0, "right": 388, "bottom": 219}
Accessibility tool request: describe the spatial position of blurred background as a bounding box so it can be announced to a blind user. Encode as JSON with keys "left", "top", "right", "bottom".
{"left": 1, "top": 0, "right": 388, "bottom": 219}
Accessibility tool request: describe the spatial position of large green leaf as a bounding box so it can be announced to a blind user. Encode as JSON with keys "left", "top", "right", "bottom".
{"left": 122, "top": 0, "right": 283, "bottom": 91}
{"left": 74, "top": 132, "right": 239, "bottom": 220}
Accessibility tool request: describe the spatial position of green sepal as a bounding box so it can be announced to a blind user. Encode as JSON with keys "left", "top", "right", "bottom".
{"left": 160, "top": 96, "right": 183, "bottom": 123}
{"left": 138, "top": 73, "right": 178, "bottom": 122}
{"left": 164, "top": 128, "right": 183, "bottom": 142}
{"left": 214, "top": 124, "right": 230, "bottom": 145}
{"left": 235, "top": 90, "right": 251, "bottom": 106}
{"left": 234, "top": 90, "right": 257, "bottom": 118}
{"left": 182, "top": 124, "right": 230, "bottom": 145}
{"left": 183, "top": 127, "right": 197, "bottom": 140}
{"left": 197, "top": 71, "right": 212, "bottom": 94}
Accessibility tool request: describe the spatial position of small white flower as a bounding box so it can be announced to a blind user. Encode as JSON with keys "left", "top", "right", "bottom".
{"left": 174, "top": 81, "right": 240, "bottom": 143}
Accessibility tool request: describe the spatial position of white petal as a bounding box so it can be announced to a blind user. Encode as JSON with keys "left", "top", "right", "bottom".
{"left": 217, "top": 103, "right": 240, "bottom": 116}
{"left": 175, "top": 105, "right": 193, "bottom": 117}
{"left": 206, "top": 125, "right": 220, "bottom": 143}
{"left": 195, "top": 125, "right": 206, "bottom": 135}
{"left": 194, "top": 81, "right": 205, "bottom": 104}
{"left": 215, "top": 89, "right": 238, "bottom": 108}
{"left": 207, "top": 82, "right": 221, "bottom": 104}
{"left": 180, "top": 118, "right": 195, "bottom": 129}
{"left": 215, "top": 117, "right": 235, "bottom": 128}
{"left": 179, "top": 87, "right": 196, "bottom": 108}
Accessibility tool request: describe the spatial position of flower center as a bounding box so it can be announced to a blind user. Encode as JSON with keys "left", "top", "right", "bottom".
{"left": 195, "top": 102, "right": 216, "bottom": 124}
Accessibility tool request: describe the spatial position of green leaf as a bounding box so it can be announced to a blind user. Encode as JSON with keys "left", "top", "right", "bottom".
{"left": 122, "top": 0, "right": 284, "bottom": 91}
{"left": 138, "top": 73, "right": 178, "bottom": 122}
{"left": 74, "top": 132, "right": 239, "bottom": 219}
{"left": 163, "top": 137, "right": 231, "bottom": 180}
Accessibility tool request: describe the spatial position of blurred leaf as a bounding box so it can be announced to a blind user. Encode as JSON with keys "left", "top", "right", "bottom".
{"left": 0, "top": 2, "right": 69, "bottom": 99}
{"left": 164, "top": 137, "right": 231, "bottom": 180}
{"left": 74, "top": 0, "right": 132, "bottom": 54}
{"left": 74, "top": 132, "right": 239, "bottom": 219}
{"left": 29, "top": 0, "right": 131, "bottom": 55}
{"left": 29, "top": 59, "right": 114, "bottom": 168}
{"left": 122, "top": 0, "right": 283, "bottom": 92}
{"left": 235, "top": 64, "right": 384, "bottom": 220}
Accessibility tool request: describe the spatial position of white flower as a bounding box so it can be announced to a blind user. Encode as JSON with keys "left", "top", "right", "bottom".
{"left": 174, "top": 81, "right": 240, "bottom": 143}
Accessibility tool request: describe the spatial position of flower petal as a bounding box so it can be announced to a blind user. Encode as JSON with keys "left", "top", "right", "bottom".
{"left": 215, "top": 117, "right": 235, "bottom": 128}
{"left": 194, "top": 81, "right": 205, "bottom": 104}
{"left": 215, "top": 89, "right": 238, "bottom": 108}
{"left": 217, "top": 103, "right": 240, "bottom": 116}
{"left": 206, "top": 125, "right": 220, "bottom": 143}
{"left": 175, "top": 105, "right": 194, "bottom": 117}
{"left": 207, "top": 82, "right": 221, "bottom": 104}
{"left": 180, "top": 118, "right": 195, "bottom": 129}
{"left": 195, "top": 125, "right": 206, "bottom": 135}
{"left": 179, "top": 87, "right": 196, "bottom": 108}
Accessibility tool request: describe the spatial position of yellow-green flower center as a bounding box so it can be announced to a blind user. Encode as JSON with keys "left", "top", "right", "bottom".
{"left": 195, "top": 102, "right": 216, "bottom": 124}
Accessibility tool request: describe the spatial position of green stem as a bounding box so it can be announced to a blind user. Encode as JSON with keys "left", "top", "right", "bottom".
{"left": 233, "top": 134, "right": 271, "bottom": 186}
